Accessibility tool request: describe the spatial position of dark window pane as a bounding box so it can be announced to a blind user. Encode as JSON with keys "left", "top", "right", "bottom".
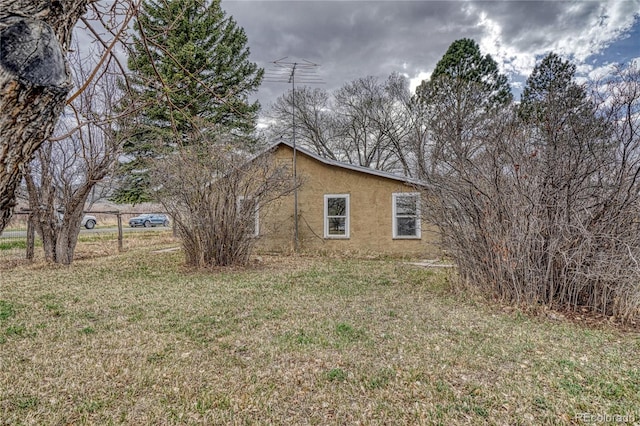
{"left": 327, "top": 197, "right": 346, "bottom": 216}
{"left": 328, "top": 218, "right": 346, "bottom": 235}
{"left": 246, "top": 213, "right": 256, "bottom": 234}
{"left": 396, "top": 217, "right": 417, "bottom": 236}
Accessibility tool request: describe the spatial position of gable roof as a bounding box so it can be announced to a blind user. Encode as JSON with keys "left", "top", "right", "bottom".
{"left": 268, "top": 140, "right": 425, "bottom": 187}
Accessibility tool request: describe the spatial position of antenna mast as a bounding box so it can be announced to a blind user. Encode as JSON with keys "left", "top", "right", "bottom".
{"left": 265, "top": 58, "right": 322, "bottom": 252}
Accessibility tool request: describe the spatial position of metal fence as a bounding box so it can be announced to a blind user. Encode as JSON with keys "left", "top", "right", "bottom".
{"left": 0, "top": 211, "right": 173, "bottom": 263}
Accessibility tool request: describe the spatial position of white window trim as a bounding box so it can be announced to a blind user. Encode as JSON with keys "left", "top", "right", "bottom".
{"left": 237, "top": 196, "right": 259, "bottom": 237}
{"left": 392, "top": 192, "right": 421, "bottom": 239}
{"left": 324, "top": 194, "right": 350, "bottom": 239}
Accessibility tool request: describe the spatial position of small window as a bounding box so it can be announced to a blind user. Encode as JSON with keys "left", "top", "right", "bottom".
{"left": 324, "top": 194, "right": 350, "bottom": 238}
{"left": 393, "top": 193, "right": 421, "bottom": 239}
{"left": 237, "top": 196, "right": 259, "bottom": 237}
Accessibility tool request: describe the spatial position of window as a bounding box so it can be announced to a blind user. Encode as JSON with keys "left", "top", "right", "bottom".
{"left": 324, "top": 194, "right": 350, "bottom": 238}
{"left": 237, "top": 196, "right": 259, "bottom": 237}
{"left": 393, "top": 193, "right": 421, "bottom": 239}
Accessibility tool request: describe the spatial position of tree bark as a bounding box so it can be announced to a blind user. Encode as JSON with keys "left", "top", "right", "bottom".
{"left": 0, "top": 0, "right": 91, "bottom": 233}
{"left": 24, "top": 149, "right": 93, "bottom": 265}
{"left": 26, "top": 213, "right": 35, "bottom": 260}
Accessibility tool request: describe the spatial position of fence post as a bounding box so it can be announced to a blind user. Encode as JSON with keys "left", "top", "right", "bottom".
{"left": 117, "top": 212, "right": 123, "bottom": 252}
{"left": 172, "top": 216, "right": 177, "bottom": 237}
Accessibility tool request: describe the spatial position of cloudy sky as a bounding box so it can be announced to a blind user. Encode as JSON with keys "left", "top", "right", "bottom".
{"left": 221, "top": 0, "right": 640, "bottom": 108}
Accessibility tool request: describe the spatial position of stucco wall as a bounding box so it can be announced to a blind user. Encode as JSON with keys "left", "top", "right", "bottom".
{"left": 255, "top": 144, "right": 440, "bottom": 257}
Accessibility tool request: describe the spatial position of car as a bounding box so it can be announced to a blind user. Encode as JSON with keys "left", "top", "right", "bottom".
{"left": 128, "top": 213, "right": 170, "bottom": 228}
{"left": 81, "top": 215, "right": 97, "bottom": 229}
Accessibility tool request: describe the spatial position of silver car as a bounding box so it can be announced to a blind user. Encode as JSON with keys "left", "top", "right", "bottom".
{"left": 128, "top": 213, "right": 170, "bottom": 228}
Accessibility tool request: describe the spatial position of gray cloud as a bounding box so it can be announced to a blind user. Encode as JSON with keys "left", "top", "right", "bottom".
{"left": 222, "top": 0, "right": 640, "bottom": 108}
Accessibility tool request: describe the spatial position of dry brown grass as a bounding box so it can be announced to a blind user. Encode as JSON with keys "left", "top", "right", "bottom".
{"left": 0, "top": 235, "right": 639, "bottom": 425}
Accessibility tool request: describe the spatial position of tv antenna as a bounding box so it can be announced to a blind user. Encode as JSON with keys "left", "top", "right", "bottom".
{"left": 265, "top": 58, "right": 323, "bottom": 252}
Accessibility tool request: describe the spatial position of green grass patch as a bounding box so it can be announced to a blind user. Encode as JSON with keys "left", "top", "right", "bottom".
{"left": 326, "top": 368, "right": 348, "bottom": 382}
{"left": 5, "top": 324, "right": 28, "bottom": 337}
{"left": 0, "top": 300, "right": 15, "bottom": 321}
{"left": 79, "top": 326, "right": 96, "bottom": 335}
{"left": 0, "top": 236, "right": 638, "bottom": 424}
{"left": 335, "top": 321, "right": 366, "bottom": 343}
{"left": 0, "top": 240, "right": 26, "bottom": 251}
{"left": 365, "top": 367, "right": 395, "bottom": 390}
{"left": 13, "top": 395, "right": 38, "bottom": 410}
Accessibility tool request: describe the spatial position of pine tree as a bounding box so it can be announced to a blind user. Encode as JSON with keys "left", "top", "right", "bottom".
{"left": 112, "top": 0, "right": 263, "bottom": 204}
{"left": 518, "top": 52, "right": 593, "bottom": 124}
{"left": 416, "top": 38, "right": 512, "bottom": 110}
{"left": 414, "top": 38, "right": 512, "bottom": 176}
{"left": 517, "top": 52, "right": 608, "bottom": 219}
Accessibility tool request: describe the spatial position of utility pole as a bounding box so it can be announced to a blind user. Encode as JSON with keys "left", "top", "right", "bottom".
{"left": 265, "top": 58, "right": 322, "bottom": 252}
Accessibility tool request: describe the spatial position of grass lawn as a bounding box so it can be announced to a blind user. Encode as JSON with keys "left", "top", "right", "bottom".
{"left": 1, "top": 235, "right": 639, "bottom": 425}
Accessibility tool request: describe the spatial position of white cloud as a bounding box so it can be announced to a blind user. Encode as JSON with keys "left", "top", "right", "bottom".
{"left": 408, "top": 71, "right": 431, "bottom": 94}
{"left": 588, "top": 63, "right": 618, "bottom": 81}
{"left": 468, "top": 0, "right": 639, "bottom": 82}
{"left": 473, "top": 7, "right": 538, "bottom": 77}
{"left": 223, "top": 0, "right": 640, "bottom": 107}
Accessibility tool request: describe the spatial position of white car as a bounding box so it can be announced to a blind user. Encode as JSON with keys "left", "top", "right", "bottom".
{"left": 81, "top": 215, "right": 97, "bottom": 229}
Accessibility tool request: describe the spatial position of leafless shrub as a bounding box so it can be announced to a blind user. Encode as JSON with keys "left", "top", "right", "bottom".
{"left": 422, "top": 64, "right": 640, "bottom": 321}
{"left": 152, "top": 136, "right": 296, "bottom": 268}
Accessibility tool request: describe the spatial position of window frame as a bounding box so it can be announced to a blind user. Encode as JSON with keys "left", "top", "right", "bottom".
{"left": 237, "top": 196, "right": 259, "bottom": 237}
{"left": 324, "top": 194, "right": 350, "bottom": 239}
{"left": 392, "top": 192, "right": 421, "bottom": 239}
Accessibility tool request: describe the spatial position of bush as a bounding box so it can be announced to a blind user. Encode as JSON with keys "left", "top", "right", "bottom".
{"left": 422, "top": 59, "right": 640, "bottom": 321}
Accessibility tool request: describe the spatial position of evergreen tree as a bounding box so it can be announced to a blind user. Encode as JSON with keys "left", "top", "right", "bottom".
{"left": 517, "top": 52, "right": 606, "bottom": 164}
{"left": 414, "top": 38, "right": 512, "bottom": 176}
{"left": 112, "top": 0, "right": 263, "bottom": 204}
{"left": 517, "top": 52, "right": 608, "bottom": 221}
{"left": 518, "top": 52, "right": 593, "bottom": 124}
{"left": 416, "top": 38, "right": 512, "bottom": 110}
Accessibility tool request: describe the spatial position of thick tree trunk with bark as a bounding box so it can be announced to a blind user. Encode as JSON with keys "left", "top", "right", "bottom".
{"left": 0, "top": 0, "right": 90, "bottom": 233}
{"left": 24, "top": 170, "right": 91, "bottom": 265}
{"left": 54, "top": 192, "right": 90, "bottom": 264}
{"left": 24, "top": 146, "right": 94, "bottom": 265}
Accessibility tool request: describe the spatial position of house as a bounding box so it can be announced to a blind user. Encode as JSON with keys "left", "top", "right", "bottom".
{"left": 254, "top": 140, "right": 440, "bottom": 257}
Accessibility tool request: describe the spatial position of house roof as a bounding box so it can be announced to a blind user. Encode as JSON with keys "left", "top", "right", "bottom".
{"left": 269, "top": 139, "right": 425, "bottom": 187}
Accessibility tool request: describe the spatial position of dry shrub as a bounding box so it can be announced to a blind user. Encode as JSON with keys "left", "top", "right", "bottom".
{"left": 423, "top": 64, "right": 640, "bottom": 321}
{"left": 153, "top": 138, "right": 295, "bottom": 268}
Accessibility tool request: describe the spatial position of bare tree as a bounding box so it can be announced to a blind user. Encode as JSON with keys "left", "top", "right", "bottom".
{"left": 23, "top": 50, "right": 127, "bottom": 264}
{"left": 0, "top": 0, "right": 137, "bottom": 234}
{"left": 153, "top": 135, "right": 296, "bottom": 267}
{"left": 267, "top": 73, "right": 414, "bottom": 174}
{"left": 267, "top": 87, "right": 340, "bottom": 160}
{"left": 333, "top": 75, "right": 412, "bottom": 173}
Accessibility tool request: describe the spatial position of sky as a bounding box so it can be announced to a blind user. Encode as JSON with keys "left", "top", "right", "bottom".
{"left": 221, "top": 0, "right": 640, "bottom": 109}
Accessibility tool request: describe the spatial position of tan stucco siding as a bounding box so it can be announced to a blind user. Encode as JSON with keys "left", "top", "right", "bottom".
{"left": 256, "top": 144, "right": 439, "bottom": 257}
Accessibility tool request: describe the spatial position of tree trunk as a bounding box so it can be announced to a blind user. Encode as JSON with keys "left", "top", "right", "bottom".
{"left": 24, "top": 165, "right": 58, "bottom": 262}
{"left": 55, "top": 207, "right": 84, "bottom": 265}
{"left": 0, "top": 0, "right": 90, "bottom": 234}
{"left": 25, "top": 161, "right": 93, "bottom": 264}
{"left": 26, "top": 213, "right": 35, "bottom": 260}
